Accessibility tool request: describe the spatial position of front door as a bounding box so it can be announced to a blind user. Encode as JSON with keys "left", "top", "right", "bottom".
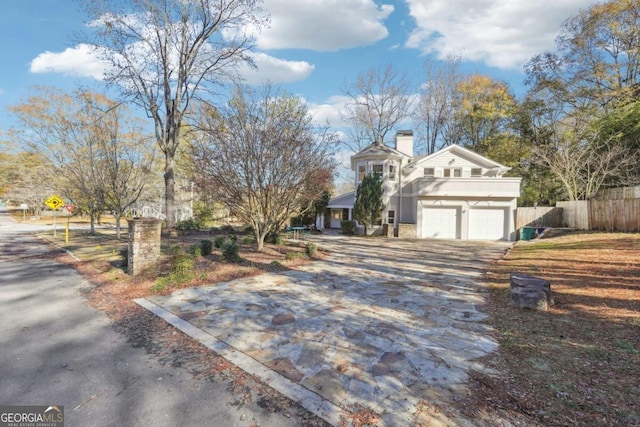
{"left": 330, "top": 209, "right": 343, "bottom": 228}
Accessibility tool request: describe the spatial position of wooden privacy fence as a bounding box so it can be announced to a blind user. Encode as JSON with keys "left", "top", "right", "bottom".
{"left": 518, "top": 200, "right": 640, "bottom": 232}
{"left": 587, "top": 199, "right": 640, "bottom": 232}
{"left": 516, "top": 206, "right": 563, "bottom": 230}
{"left": 556, "top": 201, "right": 589, "bottom": 230}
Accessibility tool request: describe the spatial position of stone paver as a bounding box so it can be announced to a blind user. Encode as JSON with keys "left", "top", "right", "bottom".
{"left": 137, "top": 235, "right": 511, "bottom": 426}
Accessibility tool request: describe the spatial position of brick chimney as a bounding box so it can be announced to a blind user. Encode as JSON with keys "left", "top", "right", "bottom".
{"left": 395, "top": 130, "right": 413, "bottom": 157}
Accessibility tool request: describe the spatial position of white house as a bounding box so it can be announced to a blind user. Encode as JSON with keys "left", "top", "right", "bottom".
{"left": 318, "top": 131, "right": 522, "bottom": 241}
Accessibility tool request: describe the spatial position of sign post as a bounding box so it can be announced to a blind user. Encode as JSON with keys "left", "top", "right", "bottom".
{"left": 64, "top": 204, "right": 74, "bottom": 244}
{"left": 44, "top": 195, "right": 64, "bottom": 238}
{"left": 20, "top": 203, "right": 28, "bottom": 221}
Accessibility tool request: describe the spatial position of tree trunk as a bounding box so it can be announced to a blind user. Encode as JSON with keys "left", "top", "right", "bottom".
{"left": 165, "top": 152, "right": 176, "bottom": 230}
{"left": 115, "top": 211, "right": 121, "bottom": 240}
{"left": 89, "top": 208, "right": 96, "bottom": 235}
{"left": 255, "top": 227, "right": 266, "bottom": 251}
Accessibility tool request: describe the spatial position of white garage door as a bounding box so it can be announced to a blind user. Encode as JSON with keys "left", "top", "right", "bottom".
{"left": 469, "top": 208, "right": 506, "bottom": 240}
{"left": 422, "top": 207, "right": 458, "bottom": 239}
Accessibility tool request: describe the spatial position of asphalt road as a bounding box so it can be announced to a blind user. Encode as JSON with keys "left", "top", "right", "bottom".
{"left": 0, "top": 208, "right": 310, "bottom": 427}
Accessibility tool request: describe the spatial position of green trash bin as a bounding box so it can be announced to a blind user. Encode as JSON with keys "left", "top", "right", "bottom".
{"left": 519, "top": 227, "right": 536, "bottom": 241}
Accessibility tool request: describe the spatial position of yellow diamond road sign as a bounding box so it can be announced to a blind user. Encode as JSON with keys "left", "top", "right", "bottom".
{"left": 45, "top": 195, "right": 64, "bottom": 210}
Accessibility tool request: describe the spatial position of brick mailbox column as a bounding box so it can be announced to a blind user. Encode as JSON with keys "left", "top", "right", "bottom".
{"left": 127, "top": 218, "right": 163, "bottom": 276}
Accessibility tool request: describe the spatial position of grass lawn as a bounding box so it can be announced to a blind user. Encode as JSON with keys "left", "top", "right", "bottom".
{"left": 468, "top": 231, "right": 640, "bottom": 426}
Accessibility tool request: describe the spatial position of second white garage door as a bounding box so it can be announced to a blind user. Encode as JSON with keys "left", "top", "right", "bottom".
{"left": 422, "top": 207, "right": 459, "bottom": 239}
{"left": 468, "top": 208, "right": 506, "bottom": 240}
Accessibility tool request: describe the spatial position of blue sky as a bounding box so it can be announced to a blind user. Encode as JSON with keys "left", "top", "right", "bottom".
{"left": 1, "top": 0, "right": 596, "bottom": 135}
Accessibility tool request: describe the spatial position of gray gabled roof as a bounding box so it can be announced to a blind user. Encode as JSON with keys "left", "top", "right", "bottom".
{"left": 406, "top": 144, "right": 511, "bottom": 172}
{"left": 327, "top": 192, "right": 355, "bottom": 208}
{"left": 350, "top": 140, "right": 411, "bottom": 169}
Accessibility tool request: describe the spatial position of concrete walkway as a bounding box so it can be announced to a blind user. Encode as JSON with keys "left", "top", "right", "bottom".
{"left": 137, "top": 234, "right": 512, "bottom": 426}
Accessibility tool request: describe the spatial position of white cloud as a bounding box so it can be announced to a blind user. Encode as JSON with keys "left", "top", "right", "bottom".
{"left": 405, "top": 0, "right": 589, "bottom": 69}
{"left": 239, "top": 53, "right": 315, "bottom": 84}
{"left": 254, "top": 0, "right": 394, "bottom": 51}
{"left": 307, "top": 95, "right": 350, "bottom": 126}
{"left": 29, "top": 44, "right": 106, "bottom": 79}
{"left": 308, "top": 96, "right": 346, "bottom": 124}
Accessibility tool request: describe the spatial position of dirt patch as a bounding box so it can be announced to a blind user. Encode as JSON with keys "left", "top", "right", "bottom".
{"left": 462, "top": 232, "right": 640, "bottom": 426}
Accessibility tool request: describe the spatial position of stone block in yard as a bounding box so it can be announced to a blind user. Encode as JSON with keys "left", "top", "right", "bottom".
{"left": 510, "top": 273, "right": 554, "bottom": 311}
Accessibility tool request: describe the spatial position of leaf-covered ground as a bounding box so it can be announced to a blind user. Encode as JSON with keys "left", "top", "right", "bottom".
{"left": 37, "top": 227, "right": 331, "bottom": 427}
{"left": 464, "top": 232, "right": 640, "bottom": 426}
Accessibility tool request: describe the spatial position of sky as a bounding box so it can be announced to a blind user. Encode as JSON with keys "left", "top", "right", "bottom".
{"left": 0, "top": 0, "right": 597, "bottom": 140}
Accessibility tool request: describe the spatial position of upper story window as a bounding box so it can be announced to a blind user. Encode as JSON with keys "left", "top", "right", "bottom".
{"left": 358, "top": 165, "right": 365, "bottom": 182}
{"left": 423, "top": 168, "right": 435, "bottom": 177}
{"left": 372, "top": 164, "right": 383, "bottom": 178}
{"left": 388, "top": 165, "right": 396, "bottom": 181}
{"left": 471, "top": 168, "right": 482, "bottom": 177}
{"left": 443, "top": 168, "right": 461, "bottom": 178}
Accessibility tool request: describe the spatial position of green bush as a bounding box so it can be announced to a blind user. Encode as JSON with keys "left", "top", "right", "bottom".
{"left": 221, "top": 241, "right": 240, "bottom": 263}
{"left": 152, "top": 252, "right": 196, "bottom": 291}
{"left": 118, "top": 248, "right": 128, "bottom": 268}
{"left": 220, "top": 224, "right": 235, "bottom": 233}
{"left": 243, "top": 225, "right": 254, "bottom": 233}
{"left": 285, "top": 251, "right": 306, "bottom": 261}
{"left": 340, "top": 220, "right": 356, "bottom": 235}
{"left": 242, "top": 236, "right": 254, "bottom": 245}
{"left": 200, "top": 240, "right": 213, "bottom": 256}
{"left": 170, "top": 245, "right": 185, "bottom": 255}
{"left": 228, "top": 234, "right": 238, "bottom": 243}
{"left": 172, "top": 253, "right": 195, "bottom": 273}
{"left": 214, "top": 235, "right": 226, "bottom": 248}
{"left": 305, "top": 242, "right": 317, "bottom": 257}
{"left": 175, "top": 218, "right": 202, "bottom": 231}
{"left": 189, "top": 244, "right": 202, "bottom": 257}
{"left": 266, "top": 231, "right": 283, "bottom": 245}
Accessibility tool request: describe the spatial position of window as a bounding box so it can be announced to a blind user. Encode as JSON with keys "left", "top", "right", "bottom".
{"left": 388, "top": 165, "right": 396, "bottom": 181}
{"left": 388, "top": 210, "right": 395, "bottom": 225}
{"left": 373, "top": 164, "right": 383, "bottom": 178}
{"left": 423, "top": 167, "right": 435, "bottom": 177}
{"left": 471, "top": 168, "right": 482, "bottom": 177}
{"left": 444, "top": 168, "right": 461, "bottom": 177}
{"left": 358, "top": 165, "right": 365, "bottom": 181}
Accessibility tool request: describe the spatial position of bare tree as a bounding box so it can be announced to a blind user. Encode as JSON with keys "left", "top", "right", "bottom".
{"left": 82, "top": 0, "right": 267, "bottom": 229}
{"left": 11, "top": 88, "right": 107, "bottom": 232}
{"left": 11, "top": 88, "right": 156, "bottom": 236}
{"left": 341, "top": 63, "right": 413, "bottom": 152}
{"left": 80, "top": 92, "right": 158, "bottom": 239}
{"left": 533, "top": 113, "right": 640, "bottom": 200}
{"left": 1, "top": 149, "right": 55, "bottom": 215}
{"left": 414, "top": 56, "right": 462, "bottom": 154}
{"left": 190, "top": 85, "right": 337, "bottom": 250}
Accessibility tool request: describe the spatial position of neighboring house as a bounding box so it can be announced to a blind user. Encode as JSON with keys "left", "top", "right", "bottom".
{"left": 318, "top": 131, "right": 522, "bottom": 241}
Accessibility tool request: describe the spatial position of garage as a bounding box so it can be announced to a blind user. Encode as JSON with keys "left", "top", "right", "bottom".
{"left": 468, "top": 208, "right": 506, "bottom": 240}
{"left": 422, "top": 207, "right": 459, "bottom": 239}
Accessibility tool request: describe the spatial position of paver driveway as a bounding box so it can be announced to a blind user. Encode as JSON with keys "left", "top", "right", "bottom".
{"left": 137, "top": 235, "right": 512, "bottom": 426}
